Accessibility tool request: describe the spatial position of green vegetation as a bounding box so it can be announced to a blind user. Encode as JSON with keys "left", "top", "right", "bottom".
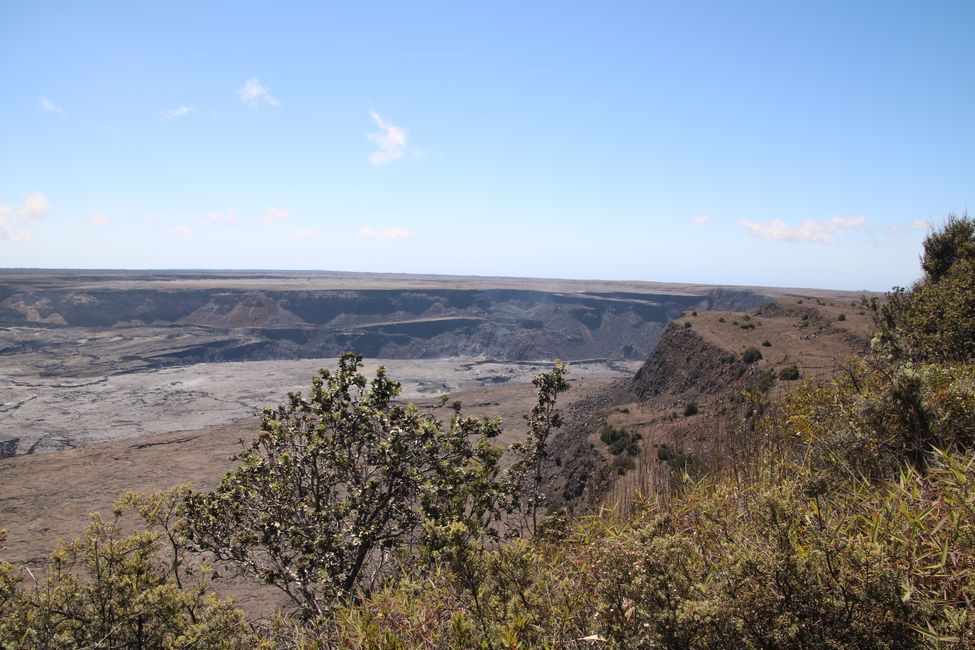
{"left": 3, "top": 216, "right": 975, "bottom": 647}
{"left": 742, "top": 346, "right": 763, "bottom": 363}
{"left": 600, "top": 424, "right": 642, "bottom": 457}
{"left": 683, "top": 401, "right": 699, "bottom": 416}
{"left": 779, "top": 365, "right": 801, "bottom": 380}
{"left": 747, "top": 368, "right": 778, "bottom": 394}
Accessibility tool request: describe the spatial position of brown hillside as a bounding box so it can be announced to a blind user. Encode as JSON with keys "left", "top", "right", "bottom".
{"left": 548, "top": 297, "right": 874, "bottom": 512}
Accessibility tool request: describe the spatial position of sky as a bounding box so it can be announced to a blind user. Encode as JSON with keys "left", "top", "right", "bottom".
{"left": 1, "top": 1, "right": 973, "bottom": 291}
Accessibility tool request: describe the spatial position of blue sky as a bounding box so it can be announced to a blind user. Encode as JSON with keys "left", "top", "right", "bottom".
{"left": 1, "top": 1, "right": 972, "bottom": 290}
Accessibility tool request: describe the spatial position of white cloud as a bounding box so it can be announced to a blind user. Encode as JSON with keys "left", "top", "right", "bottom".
{"left": 38, "top": 97, "right": 63, "bottom": 114}
{"left": 367, "top": 110, "right": 408, "bottom": 166}
{"left": 689, "top": 215, "right": 710, "bottom": 225}
{"left": 89, "top": 214, "right": 110, "bottom": 229}
{"left": 910, "top": 219, "right": 929, "bottom": 231}
{"left": 168, "top": 225, "right": 191, "bottom": 237}
{"left": 296, "top": 230, "right": 320, "bottom": 239}
{"left": 360, "top": 226, "right": 412, "bottom": 240}
{"left": 160, "top": 105, "right": 196, "bottom": 120}
{"left": 738, "top": 216, "right": 867, "bottom": 244}
{"left": 198, "top": 210, "right": 237, "bottom": 226}
{"left": 261, "top": 206, "right": 289, "bottom": 224}
{"left": 0, "top": 193, "right": 49, "bottom": 240}
{"left": 19, "top": 192, "right": 49, "bottom": 221}
{"left": 238, "top": 78, "right": 280, "bottom": 107}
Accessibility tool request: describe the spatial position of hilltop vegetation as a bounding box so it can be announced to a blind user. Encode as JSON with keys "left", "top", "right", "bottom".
{"left": 2, "top": 216, "right": 975, "bottom": 648}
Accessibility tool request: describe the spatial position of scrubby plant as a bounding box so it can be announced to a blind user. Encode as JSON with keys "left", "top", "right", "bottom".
{"left": 742, "top": 346, "right": 763, "bottom": 363}
{"left": 779, "top": 365, "right": 801, "bottom": 380}
{"left": 0, "top": 496, "right": 251, "bottom": 649}
{"left": 683, "top": 401, "right": 699, "bottom": 416}
{"left": 600, "top": 425, "right": 642, "bottom": 456}
{"left": 185, "top": 353, "right": 568, "bottom": 620}
{"left": 920, "top": 213, "right": 975, "bottom": 282}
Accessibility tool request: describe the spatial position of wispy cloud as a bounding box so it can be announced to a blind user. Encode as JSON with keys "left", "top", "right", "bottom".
{"left": 296, "top": 230, "right": 320, "bottom": 239}
{"left": 0, "top": 204, "right": 26, "bottom": 240}
{"left": 168, "top": 225, "right": 191, "bottom": 237}
{"left": 38, "top": 97, "right": 63, "bottom": 114}
{"left": 738, "top": 216, "right": 867, "bottom": 244}
{"left": 0, "top": 193, "right": 49, "bottom": 241}
{"left": 689, "top": 215, "right": 710, "bottom": 225}
{"left": 198, "top": 210, "right": 237, "bottom": 226}
{"left": 360, "top": 226, "right": 412, "bottom": 240}
{"left": 160, "top": 105, "right": 196, "bottom": 120}
{"left": 89, "top": 214, "right": 110, "bottom": 229}
{"left": 261, "top": 206, "right": 289, "bottom": 224}
{"left": 238, "top": 78, "right": 280, "bottom": 108}
{"left": 367, "top": 110, "right": 408, "bottom": 166}
{"left": 910, "top": 219, "right": 929, "bottom": 231}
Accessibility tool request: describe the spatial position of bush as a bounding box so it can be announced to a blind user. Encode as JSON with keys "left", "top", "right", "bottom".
{"left": 921, "top": 213, "right": 975, "bottom": 282}
{"left": 0, "top": 494, "right": 250, "bottom": 649}
{"left": 683, "top": 402, "right": 699, "bottom": 417}
{"left": 742, "top": 347, "right": 763, "bottom": 364}
{"left": 837, "top": 313, "right": 846, "bottom": 321}
{"left": 185, "top": 353, "right": 568, "bottom": 618}
{"left": 761, "top": 340, "right": 772, "bottom": 347}
{"left": 600, "top": 425, "right": 642, "bottom": 456}
{"left": 779, "top": 365, "right": 801, "bottom": 380}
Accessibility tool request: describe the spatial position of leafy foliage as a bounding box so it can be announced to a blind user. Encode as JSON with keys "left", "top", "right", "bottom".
{"left": 0, "top": 494, "right": 250, "bottom": 649}
{"left": 920, "top": 213, "right": 975, "bottom": 282}
{"left": 185, "top": 352, "right": 516, "bottom": 620}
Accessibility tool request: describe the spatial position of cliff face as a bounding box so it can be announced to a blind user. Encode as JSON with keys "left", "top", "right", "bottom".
{"left": 0, "top": 277, "right": 770, "bottom": 374}
{"left": 630, "top": 324, "right": 742, "bottom": 398}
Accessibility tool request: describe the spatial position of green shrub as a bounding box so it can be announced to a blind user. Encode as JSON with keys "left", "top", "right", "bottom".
{"left": 761, "top": 340, "right": 772, "bottom": 347}
{"left": 779, "top": 365, "right": 801, "bottom": 380}
{"left": 742, "top": 347, "right": 763, "bottom": 364}
{"left": 683, "top": 402, "right": 699, "bottom": 417}
{"left": 601, "top": 425, "right": 642, "bottom": 456}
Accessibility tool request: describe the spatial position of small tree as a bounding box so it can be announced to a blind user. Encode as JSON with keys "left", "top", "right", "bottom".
{"left": 506, "top": 361, "right": 569, "bottom": 536}
{"left": 186, "top": 353, "right": 569, "bottom": 620}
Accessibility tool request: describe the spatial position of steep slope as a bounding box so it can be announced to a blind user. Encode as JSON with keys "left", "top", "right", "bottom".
{"left": 547, "top": 296, "right": 873, "bottom": 511}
